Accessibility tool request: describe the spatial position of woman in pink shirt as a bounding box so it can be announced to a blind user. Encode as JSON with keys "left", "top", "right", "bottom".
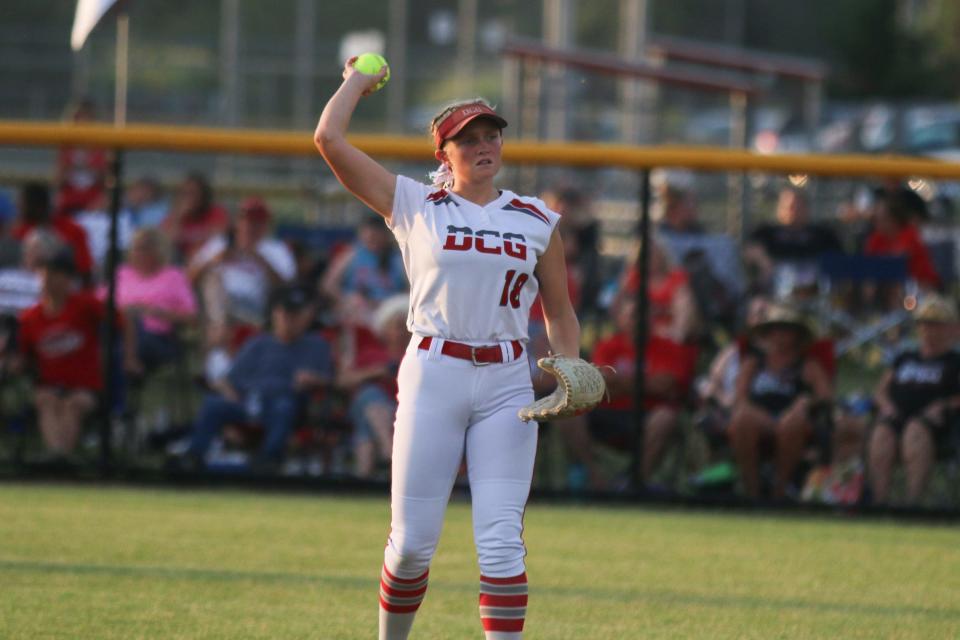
{"left": 113, "top": 228, "right": 198, "bottom": 368}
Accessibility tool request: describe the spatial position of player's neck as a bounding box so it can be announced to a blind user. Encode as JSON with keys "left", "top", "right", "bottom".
{"left": 451, "top": 181, "right": 500, "bottom": 207}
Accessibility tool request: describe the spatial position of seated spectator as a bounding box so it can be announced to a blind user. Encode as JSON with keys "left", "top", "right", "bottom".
{"left": 616, "top": 238, "right": 700, "bottom": 344}
{"left": 74, "top": 207, "right": 134, "bottom": 278}
{"left": 122, "top": 176, "right": 169, "bottom": 231}
{"left": 16, "top": 251, "right": 138, "bottom": 459}
{"left": 542, "top": 186, "right": 601, "bottom": 314}
{"left": 178, "top": 286, "right": 333, "bottom": 470}
{"left": 864, "top": 188, "right": 941, "bottom": 291}
{"left": 0, "top": 229, "right": 62, "bottom": 317}
{"left": 695, "top": 297, "right": 770, "bottom": 450}
{"left": 162, "top": 172, "right": 229, "bottom": 262}
{"left": 112, "top": 228, "right": 197, "bottom": 370}
{"left": 867, "top": 295, "right": 960, "bottom": 505}
{"left": 54, "top": 99, "right": 107, "bottom": 218}
{"left": 75, "top": 173, "right": 170, "bottom": 274}
{"left": 189, "top": 196, "right": 295, "bottom": 381}
{"left": 336, "top": 293, "right": 409, "bottom": 478}
{"left": 652, "top": 169, "right": 704, "bottom": 236}
{"left": 745, "top": 186, "right": 843, "bottom": 298}
{"left": 12, "top": 182, "right": 94, "bottom": 279}
{"left": 728, "top": 303, "right": 833, "bottom": 499}
{"left": 556, "top": 298, "right": 698, "bottom": 489}
{"left": 321, "top": 216, "right": 406, "bottom": 324}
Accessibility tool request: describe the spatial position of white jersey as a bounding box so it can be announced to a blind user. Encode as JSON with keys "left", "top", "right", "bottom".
{"left": 388, "top": 175, "right": 561, "bottom": 343}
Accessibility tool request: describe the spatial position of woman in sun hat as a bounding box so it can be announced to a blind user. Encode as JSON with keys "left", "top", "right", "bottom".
{"left": 728, "top": 302, "right": 833, "bottom": 499}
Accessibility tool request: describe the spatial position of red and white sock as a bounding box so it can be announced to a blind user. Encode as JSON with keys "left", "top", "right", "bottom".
{"left": 479, "top": 572, "right": 528, "bottom": 639}
{"left": 378, "top": 565, "right": 429, "bottom": 640}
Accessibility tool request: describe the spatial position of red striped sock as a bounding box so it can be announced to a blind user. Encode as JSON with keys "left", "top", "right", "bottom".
{"left": 479, "top": 572, "right": 527, "bottom": 636}
{"left": 379, "top": 565, "right": 429, "bottom": 614}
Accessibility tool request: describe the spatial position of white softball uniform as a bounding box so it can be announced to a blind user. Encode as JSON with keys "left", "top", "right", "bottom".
{"left": 382, "top": 175, "right": 560, "bottom": 582}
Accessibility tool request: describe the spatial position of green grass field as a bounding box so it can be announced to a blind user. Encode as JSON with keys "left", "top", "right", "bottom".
{"left": 1, "top": 484, "right": 958, "bottom": 639}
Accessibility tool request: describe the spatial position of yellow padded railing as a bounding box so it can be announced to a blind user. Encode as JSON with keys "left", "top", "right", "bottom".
{"left": 2, "top": 120, "right": 960, "bottom": 179}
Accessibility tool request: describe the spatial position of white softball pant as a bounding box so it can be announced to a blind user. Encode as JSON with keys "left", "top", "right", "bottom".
{"left": 383, "top": 335, "right": 537, "bottom": 580}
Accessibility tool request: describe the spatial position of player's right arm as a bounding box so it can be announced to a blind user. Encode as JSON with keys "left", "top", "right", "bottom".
{"left": 314, "top": 59, "right": 396, "bottom": 221}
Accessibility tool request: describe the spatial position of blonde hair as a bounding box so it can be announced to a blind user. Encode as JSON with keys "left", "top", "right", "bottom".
{"left": 428, "top": 97, "right": 498, "bottom": 189}
{"left": 129, "top": 227, "right": 170, "bottom": 265}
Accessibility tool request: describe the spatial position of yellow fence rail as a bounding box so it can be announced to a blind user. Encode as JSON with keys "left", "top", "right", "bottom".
{"left": 2, "top": 121, "right": 960, "bottom": 179}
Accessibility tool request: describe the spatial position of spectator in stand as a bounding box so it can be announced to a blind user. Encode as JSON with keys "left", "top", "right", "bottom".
{"left": 16, "top": 251, "right": 139, "bottom": 459}
{"left": 542, "top": 186, "right": 601, "bottom": 315}
{"left": 695, "top": 296, "right": 771, "bottom": 450}
{"left": 652, "top": 169, "right": 704, "bottom": 236}
{"left": 336, "top": 293, "right": 410, "bottom": 478}
{"left": 745, "top": 186, "right": 843, "bottom": 298}
{"left": 616, "top": 237, "right": 700, "bottom": 344}
{"left": 321, "top": 215, "right": 406, "bottom": 325}
{"left": 288, "top": 238, "right": 328, "bottom": 292}
{"left": 728, "top": 303, "right": 833, "bottom": 499}
{"left": 868, "top": 295, "right": 960, "bottom": 505}
{"left": 54, "top": 99, "right": 107, "bottom": 218}
{"left": 64, "top": 175, "right": 169, "bottom": 274}
{"left": 178, "top": 285, "right": 333, "bottom": 471}
{"left": 162, "top": 173, "right": 229, "bottom": 262}
{"left": 0, "top": 229, "right": 62, "bottom": 317}
{"left": 12, "top": 182, "right": 94, "bottom": 280}
{"left": 122, "top": 177, "right": 169, "bottom": 231}
{"left": 189, "top": 196, "right": 295, "bottom": 382}
{"left": 113, "top": 228, "right": 197, "bottom": 370}
{"left": 557, "top": 298, "right": 698, "bottom": 489}
{"left": 864, "top": 188, "right": 941, "bottom": 291}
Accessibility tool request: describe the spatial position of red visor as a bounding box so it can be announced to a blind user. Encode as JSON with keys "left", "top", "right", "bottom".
{"left": 433, "top": 103, "right": 508, "bottom": 148}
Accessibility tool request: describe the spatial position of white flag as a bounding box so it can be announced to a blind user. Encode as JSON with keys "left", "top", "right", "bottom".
{"left": 71, "top": 0, "right": 123, "bottom": 51}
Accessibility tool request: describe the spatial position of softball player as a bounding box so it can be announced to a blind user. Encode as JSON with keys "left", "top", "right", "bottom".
{"left": 315, "top": 60, "right": 580, "bottom": 640}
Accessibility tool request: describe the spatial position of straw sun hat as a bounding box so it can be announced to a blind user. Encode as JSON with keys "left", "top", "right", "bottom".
{"left": 749, "top": 303, "right": 815, "bottom": 344}
{"left": 913, "top": 294, "right": 959, "bottom": 324}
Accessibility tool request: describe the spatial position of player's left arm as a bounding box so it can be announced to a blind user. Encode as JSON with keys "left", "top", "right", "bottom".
{"left": 535, "top": 227, "right": 580, "bottom": 358}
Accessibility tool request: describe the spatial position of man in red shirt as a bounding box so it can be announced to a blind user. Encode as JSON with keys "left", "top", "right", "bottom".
{"left": 17, "top": 251, "right": 138, "bottom": 458}
{"left": 558, "top": 298, "right": 698, "bottom": 489}
{"left": 12, "top": 183, "right": 94, "bottom": 278}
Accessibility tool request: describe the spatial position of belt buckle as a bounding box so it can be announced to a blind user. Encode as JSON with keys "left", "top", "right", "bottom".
{"left": 470, "top": 346, "right": 492, "bottom": 366}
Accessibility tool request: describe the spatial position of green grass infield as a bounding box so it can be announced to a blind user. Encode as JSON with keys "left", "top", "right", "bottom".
{"left": 1, "top": 484, "right": 958, "bottom": 639}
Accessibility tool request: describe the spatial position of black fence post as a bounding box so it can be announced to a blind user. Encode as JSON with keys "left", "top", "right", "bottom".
{"left": 100, "top": 148, "right": 124, "bottom": 476}
{"left": 631, "top": 169, "right": 652, "bottom": 492}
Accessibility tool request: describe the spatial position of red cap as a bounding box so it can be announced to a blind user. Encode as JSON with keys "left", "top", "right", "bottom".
{"left": 433, "top": 102, "right": 508, "bottom": 148}
{"left": 239, "top": 196, "right": 271, "bottom": 222}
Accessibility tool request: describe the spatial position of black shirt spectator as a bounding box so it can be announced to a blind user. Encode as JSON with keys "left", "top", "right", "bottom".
{"left": 887, "top": 349, "right": 960, "bottom": 421}
{"left": 745, "top": 186, "right": 842, "bottom": 296}
{"left": 869, "top": 294, "right": 960, "bottom": 505}
{"left": 749, "top": 223, "right": 842, "bottom": 263}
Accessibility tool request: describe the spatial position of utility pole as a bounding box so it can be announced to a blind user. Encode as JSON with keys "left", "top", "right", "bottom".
{"left": 293, "top": 0, "right": 315, "bottom": 129}
{"left": 387, "top": 0, "right": 408, "bottom": 131}
{"left": 219, "top": 0, "right": 241, "bottom": 128}
{"left": 457, "top": 0, "right": 478, "bottom": 96}
{"left": 618, "top": 0, "right": 650, "bottom": 144}
{"left": 542, "top": 0, "right": 573, "bottom": 142}
{"left": 218, "top": 0, "right": 241, "bottom": 181}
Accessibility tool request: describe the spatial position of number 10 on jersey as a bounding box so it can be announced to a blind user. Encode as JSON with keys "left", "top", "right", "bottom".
{"left": 499, "top": 269, "right": 529, "bottom": 309}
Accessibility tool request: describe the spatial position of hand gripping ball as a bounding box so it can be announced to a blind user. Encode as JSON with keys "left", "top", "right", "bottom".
{"left": 353, "top": 53, "right": 390, "bottom": 92}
